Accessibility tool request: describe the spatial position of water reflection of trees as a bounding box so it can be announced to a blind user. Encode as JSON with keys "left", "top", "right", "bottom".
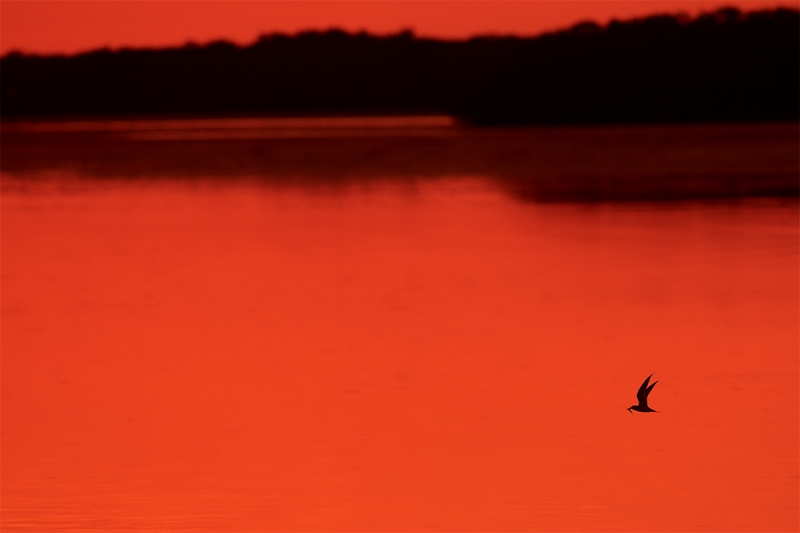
{"left": 2, "top": 124, "right": 797, "bottom": 202}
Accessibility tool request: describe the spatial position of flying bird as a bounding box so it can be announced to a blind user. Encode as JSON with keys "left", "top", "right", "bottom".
{"left": 628, "top": 374, "right": 658, "bottom": 413}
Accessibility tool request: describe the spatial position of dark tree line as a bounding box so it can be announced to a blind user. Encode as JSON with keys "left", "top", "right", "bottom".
{"left": 1, "top": 7, "right": 797, "bottom": 124}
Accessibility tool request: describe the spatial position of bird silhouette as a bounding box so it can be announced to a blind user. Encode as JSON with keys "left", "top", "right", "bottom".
{"left": 628, "top": 374, "right": 658, "bottom": 413}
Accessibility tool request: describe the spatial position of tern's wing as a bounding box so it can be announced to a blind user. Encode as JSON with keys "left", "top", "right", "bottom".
{"left": 645, "top": 380, "right": 658, "bottom": 399}
{"left": 636, "top": 374, "right": 653, "bottom": 404}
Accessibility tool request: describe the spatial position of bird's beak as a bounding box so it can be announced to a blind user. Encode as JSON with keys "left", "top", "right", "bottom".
{"left": 627, "top": 408, "right": 632, "bottom": 413}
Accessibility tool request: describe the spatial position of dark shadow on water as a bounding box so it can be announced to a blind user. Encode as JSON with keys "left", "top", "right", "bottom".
{"left": 1, "top": 121, "right": 797, "bottom": 202}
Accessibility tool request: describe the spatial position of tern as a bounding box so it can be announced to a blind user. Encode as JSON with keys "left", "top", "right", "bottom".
{"left": 628, "top": 374, "right": 658, "bottom": 413}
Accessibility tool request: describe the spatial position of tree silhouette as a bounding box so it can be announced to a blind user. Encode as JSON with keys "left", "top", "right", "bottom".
{"left": 1, "top": 8, "right": 797, "bottom": 124}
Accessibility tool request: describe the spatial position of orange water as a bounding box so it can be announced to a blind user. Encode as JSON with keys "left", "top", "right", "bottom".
{"left": 2, "top": 176, "right": 798, "bottom": 531}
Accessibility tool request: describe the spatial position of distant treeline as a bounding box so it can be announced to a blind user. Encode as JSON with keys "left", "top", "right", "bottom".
{"left": 1, "top": 7, "right": 797, "bottom": 125}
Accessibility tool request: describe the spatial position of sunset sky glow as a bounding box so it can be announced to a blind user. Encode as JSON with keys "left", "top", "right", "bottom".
{"left": 1, "top": 0, "right": 796, "bottom": 56}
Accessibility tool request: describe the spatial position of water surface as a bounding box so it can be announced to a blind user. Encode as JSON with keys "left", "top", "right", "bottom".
{"left": 1, "top": 123, "right": 798, "bottom": 531}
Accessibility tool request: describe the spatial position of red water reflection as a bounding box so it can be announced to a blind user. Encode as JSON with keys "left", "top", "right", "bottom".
{"left": 2, "top": 177, "right": 798, "bottom": 530}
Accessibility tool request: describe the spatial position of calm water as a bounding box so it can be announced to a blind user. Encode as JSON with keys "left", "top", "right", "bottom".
{"left": 1, "top": 121, "right": 798, "bottom": 531}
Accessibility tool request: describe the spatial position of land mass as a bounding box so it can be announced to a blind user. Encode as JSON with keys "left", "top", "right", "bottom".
{"left": 1, "top": 7, "right": 797, "bottom": 125}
